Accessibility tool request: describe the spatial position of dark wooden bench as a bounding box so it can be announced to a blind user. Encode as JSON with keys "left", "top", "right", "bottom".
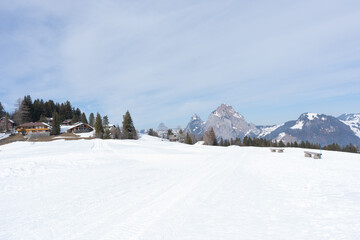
{"left": 270, "top": 148, "right": 284, "bottom": 153}
{"left": 304, "top": 151, "right": 322, "bottom": 159}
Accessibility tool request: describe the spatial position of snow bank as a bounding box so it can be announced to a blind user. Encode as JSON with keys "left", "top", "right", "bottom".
{"left": 1, "top": 137, "right": 360, "bottom": 239}
{"left": 0, "top": 133, "right": 10, "bottom": 140}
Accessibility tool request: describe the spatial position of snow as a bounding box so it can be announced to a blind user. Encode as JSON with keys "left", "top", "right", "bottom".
{"left": 75, "top": 131, "right": 94, "bottom": 138}
{"left": 0, "top": 133, "right": 10, "bottom": 140}
{"left": 1, "top": 136, "right": 360, "bottom": 239}
{"left": 60, "top": 125, "right": 72, "bottom": 133}
{"left": 258, "top": 124, "right": 284, "bottom": 137}
{"left": 276, "top": 132, "right": 286, "bottom": 141}
{"left": 213, "top": 111, "right": 221, "bottom": 117}
{"left": 307, "top": 113, "right": 319, "bottom": 121}
{"left": 233, "top": 112, "right": 243, "bottom": 119}
{"left": 340, "top": 115, "right": 360, "bottom": 139}
{"left": 291, "top": 121, "right": 304, "bottom": 130}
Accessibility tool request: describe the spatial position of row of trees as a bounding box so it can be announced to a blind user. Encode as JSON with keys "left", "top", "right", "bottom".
{"left": 94, "top": 111, "right": 137, "bottom": 140}
{"left": 9, "top": 95, "right": 86, "bottom": 125}
{"left": 182, "top": 127, "right": 359, "bottom": 153}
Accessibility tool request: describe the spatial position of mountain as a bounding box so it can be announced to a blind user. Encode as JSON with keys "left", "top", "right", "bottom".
{"left": 338, "top": 113, "right": 360, "bottom": 139}
{"left": 185, "top": 104, "right": 257, "bottom": 141}
{"left": 268, "top": 113, "right": 360, "bottom": 146}
{"left": 184, "top": 114, "right": 205, "bottom": 137}
{"left": 204, "top": 104, "right": 257, "bottom": 140}
{"left": 184, "top": 105, "right": 360, "bottom": 147}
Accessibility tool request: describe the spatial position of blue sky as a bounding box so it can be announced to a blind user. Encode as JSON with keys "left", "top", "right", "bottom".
{"left": 1, "top": 0, "right": 360, "bottom": 129}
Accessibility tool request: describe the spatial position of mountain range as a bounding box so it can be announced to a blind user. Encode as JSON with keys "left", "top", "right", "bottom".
{"left": 184, "top": 104, "right": 360, "bottom": 147}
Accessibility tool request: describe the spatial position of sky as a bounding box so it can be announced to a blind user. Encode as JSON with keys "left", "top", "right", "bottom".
{"left": 1, "top": 0, "right": 360, "bottom": 129}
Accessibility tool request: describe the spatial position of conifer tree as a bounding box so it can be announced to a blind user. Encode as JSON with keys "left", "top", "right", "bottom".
{"left": 110, "top": 124, "right": 121, "bottom": 139}
{"left": 204, "top": 127, "right": 217, "bottom": 146}
{"left": 71, "top": 114, "right": 79, "bottom": 124}
{"left": 103, "top": 128, "right": 111, "bottom": 139}
{"left": 167, "top": 129, "right": 173, "bottom": 139}
{"left": 95, "top": 113, "right": 104, "bottom": 138}
{"left": 148, "top": 128, "right": 159, "bottom": 137}
{"left": 80, "top": 113, "right": 88, "bottom": 124}
{"left": 89, "top": 113, "right": 95, "bottom": 127}
{"left": 185, "top": 133, "right": 193, "bottom": 145}
{"left": 39, "top": 114, "right": 47, "bottom": 123}
{"left": 51, "top": 111, "right": 61, "bottom": 135}
{"left": 103, "top": 115, "right": 109, "bottom": 128}
{"left": 0, "top": 102, "right": 5, "bottom": 118}
{"left": 114, "top": 124, "right": 122, "bottom": 139}
{"left": 122, "top": 111, "right": 137, "bottom": 139}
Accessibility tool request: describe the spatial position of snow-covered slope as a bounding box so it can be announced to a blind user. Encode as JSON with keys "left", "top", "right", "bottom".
{"left": 1, "top": 136, "right": 360, "bottom": 239}
{"left": 268, "top": 113, "right": 360, "bottom": 146}
{"left": 338, "top": 113, "right": 360, "bottom": 139}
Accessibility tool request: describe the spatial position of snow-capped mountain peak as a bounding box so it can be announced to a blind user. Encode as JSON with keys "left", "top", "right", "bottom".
{"left": 184, "top": 114, "right": 205, "bottom": 137}
{"left": 306, "top": 113, "right": 319, "bottom": 120}
{"left": 210, "top": 104, "right": 244, "bottom": 120}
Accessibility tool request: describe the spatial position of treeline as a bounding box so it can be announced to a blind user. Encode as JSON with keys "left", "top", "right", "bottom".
{"left": 200, "top": 128, "right": 358, "bottom": 154}
{"left": 10, "top": 95, "right": 87, "bottom": 125}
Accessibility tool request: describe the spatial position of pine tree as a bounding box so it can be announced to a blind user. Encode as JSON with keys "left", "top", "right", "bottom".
{"left": 114, "top": 124, "right": 121, "bottom": 139}
{"left": 103, "top": 128, "right": 111, "bottom": 139}
{"left": 185, "top": 133, "right": 193, "bottom": 145}
{"left": 103, "top": 115, "right": 109, "bottom": 128}
{"left": 167, "top": 129, "right": 173, "bottom": 139}
{"left": 95, "top": 113, "right": 104, "bottom": 138}
{"left": 71, "top": 114, "right": 79, "bottom": 124}
{"left": 0, "top": 102, "right": 5, "bottom": 118}
{"left": 39, "top": 114, "right": 47, "bottom": 123}
{"left": 148, "top": 128, "right": 159, "bottom": 137}
{"left": 80, "top": 113, "right": 88, "bottom": 124}
{"left": 204, "top": 127, "right": 217, "bottom": 146}
{"left": 51, "top": 111, "right": 61, "bottom": 135}
{"left": 279, "top": 140, "right": 285, "bottom": 147}
{"left": 122, "top": 111, "right": 137, "bottom": 139}
{"left": 89, "top": 113, "right": 95, "bottom": 127}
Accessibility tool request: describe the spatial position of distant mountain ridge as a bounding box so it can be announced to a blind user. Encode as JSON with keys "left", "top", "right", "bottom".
{"left": 184, "top": 104, "right": 360, "bottom": 147}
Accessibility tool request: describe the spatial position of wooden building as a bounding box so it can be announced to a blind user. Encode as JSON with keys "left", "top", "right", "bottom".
{"left": 67, "top": 123, "right": 94, "bottom": 133}
{"left": 16, "top": 122, "right": 51, "bottom": 137}
{"left": 0, "top": 117, "right": 15, "bottom": 132}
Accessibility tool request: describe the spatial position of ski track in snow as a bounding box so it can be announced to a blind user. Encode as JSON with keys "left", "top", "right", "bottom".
{"left": 1, "top": 136, "right": 360, "bottom": 239}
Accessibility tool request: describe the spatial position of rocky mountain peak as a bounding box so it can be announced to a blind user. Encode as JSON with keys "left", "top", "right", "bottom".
{"left": 211, "top": 104, "right": 244, "bottom": 120}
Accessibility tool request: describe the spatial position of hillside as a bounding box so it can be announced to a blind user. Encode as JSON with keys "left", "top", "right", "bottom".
{"left": 1, "top": 136, "right": 360, "bottom": 239}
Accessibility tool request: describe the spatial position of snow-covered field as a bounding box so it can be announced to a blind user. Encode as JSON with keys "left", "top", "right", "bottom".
{"left": 1, "top": 135, "right": 360, "bottom": 239}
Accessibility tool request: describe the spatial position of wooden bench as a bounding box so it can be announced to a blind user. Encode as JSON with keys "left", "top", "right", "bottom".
{"left": 304, "top": 151, "right": 322, "bottom": 159}
{"left": 270, "top": 148, "right": 284, "bottom": 153}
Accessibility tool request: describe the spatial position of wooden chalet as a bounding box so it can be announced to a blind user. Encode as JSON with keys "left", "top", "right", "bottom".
{"left": 0, "top": 117, "right": 15, "bottom": 132}
{"left": 67, "top": 122, "right": 94, "bottom": 133}
{"left": 16, "top": 122, "right": 51, "bottom": 137}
